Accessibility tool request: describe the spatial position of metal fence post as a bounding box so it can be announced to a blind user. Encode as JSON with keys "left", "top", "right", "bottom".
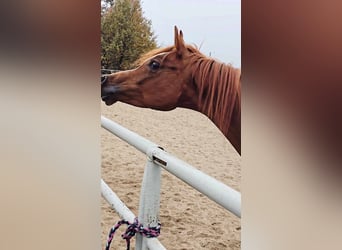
{"left": 135, "top": 151, "right": 162, "bottom": 250}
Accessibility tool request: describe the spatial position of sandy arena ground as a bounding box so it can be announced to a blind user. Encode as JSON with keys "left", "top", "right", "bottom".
{"left": 101, "top": 102, "right": 241, "bottom": 250}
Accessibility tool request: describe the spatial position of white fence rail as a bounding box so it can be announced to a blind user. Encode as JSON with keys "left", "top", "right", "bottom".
{"left": 101, "top": 115, "right": 241, "bottom": 249}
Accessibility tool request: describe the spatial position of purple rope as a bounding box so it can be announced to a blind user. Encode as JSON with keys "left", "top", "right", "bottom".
{"left": 105, "top": 217, "right": 161, "bottom": 250}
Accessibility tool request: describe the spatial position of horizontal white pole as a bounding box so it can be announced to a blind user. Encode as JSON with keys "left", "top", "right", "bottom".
{"left": 152, "top": 149, "right": 241, "bottom": 218}
{"left": 101, "top": 179, "right": 135, "bottom": 222}
{"left": 101, "top": 116, "right": 158, "bottom": 155}
{"left": 101, "top": 116, "right": 241, "bottom": 218}
{"left": 101, "top": 179, "right": 166, "bottom": 250}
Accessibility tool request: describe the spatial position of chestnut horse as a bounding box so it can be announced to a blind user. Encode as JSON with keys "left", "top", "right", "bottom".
{"left": 101, "top": 26, "right": 241, "bottom": 155}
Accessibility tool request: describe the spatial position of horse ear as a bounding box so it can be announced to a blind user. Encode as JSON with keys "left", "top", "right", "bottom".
{"left": 174, "top": 26, "right": 186, "bottom": 57}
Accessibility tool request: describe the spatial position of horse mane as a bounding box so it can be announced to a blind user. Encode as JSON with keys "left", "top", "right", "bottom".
{"left": 137, "top": 44, "right": 241, "bottom": 136}
{"left": 189, "top": 51, "right": 241, "bottom": 137}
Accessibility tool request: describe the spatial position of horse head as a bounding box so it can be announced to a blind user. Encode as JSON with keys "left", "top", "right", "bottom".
{"left": 101, "top": 26, "right": 197, "bottom": 111}
{"left": 101, "top": 26, "right": 241, "bottom": 154}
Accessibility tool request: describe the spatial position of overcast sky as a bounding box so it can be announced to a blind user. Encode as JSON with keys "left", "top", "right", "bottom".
{"left": 140, "top": 0, "right": 241, "bottom": 67}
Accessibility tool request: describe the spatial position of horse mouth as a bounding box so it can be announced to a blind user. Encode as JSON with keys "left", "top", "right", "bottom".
{"left": 101, "top": 95, "right": 118, "bottom": 105}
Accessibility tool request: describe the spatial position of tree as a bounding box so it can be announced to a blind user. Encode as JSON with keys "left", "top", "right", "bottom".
{"left": 101, "top": 0, "right": 114, "bottom": 15}
{"left": 101, "top": 0, "right": 157, "bottom": 70}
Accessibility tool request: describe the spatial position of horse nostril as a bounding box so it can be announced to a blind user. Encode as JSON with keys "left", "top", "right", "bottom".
{"left": 101, "top": 76, "right": 108, "bottom": 85}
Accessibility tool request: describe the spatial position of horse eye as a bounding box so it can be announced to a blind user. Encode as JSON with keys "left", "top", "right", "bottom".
{"left": 149, "top": 61, "right": 160, "bottom": 71}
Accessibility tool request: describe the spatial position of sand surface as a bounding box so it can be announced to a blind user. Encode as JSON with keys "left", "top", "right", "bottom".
{"left": 101, "top": 102, "right": 241, "bottom": 249}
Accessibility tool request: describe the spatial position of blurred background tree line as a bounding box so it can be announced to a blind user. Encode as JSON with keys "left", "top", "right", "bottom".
{"left": 101, "top": 0, "right": 157, "bottom": 70}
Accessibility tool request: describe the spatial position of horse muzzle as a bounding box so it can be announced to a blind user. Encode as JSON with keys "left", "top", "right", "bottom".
{"left": 101, "top": 84, "right": 121, "bottom": 105}
{"left": 101, "top": 75, "right": 118, "bottom": 105}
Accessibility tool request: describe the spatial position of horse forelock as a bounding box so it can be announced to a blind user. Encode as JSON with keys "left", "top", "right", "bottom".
{"left": 136, "top": 44, "right": 202, "bottom": 66}
{"left": 136, "top": 46, "right": 175, "bottom": 66}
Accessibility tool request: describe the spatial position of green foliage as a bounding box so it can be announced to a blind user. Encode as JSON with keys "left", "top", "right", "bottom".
{"left": 101, "top": 0, "right": 157, "bottom": 70}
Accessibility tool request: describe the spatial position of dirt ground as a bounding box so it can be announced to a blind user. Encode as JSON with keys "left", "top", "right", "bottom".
{"left": 101, "top": 102, "right": 241, "bottom": 249}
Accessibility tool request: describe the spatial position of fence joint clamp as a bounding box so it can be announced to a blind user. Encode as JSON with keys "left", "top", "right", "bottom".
{"left": 146, "top": 146, "right": 167, "bottom": 166}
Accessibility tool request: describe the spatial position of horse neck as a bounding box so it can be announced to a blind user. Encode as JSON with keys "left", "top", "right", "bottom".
{"left": 190, "top": 57, "right": 241, "bottom": 155}
{"left": 226, "top": 95, "right": 241, "bottom": 155}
